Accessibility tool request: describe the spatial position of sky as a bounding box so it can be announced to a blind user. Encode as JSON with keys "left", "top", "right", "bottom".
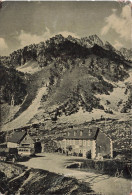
{"left": 0, "top": 1, "right": 131, "bottom": 56}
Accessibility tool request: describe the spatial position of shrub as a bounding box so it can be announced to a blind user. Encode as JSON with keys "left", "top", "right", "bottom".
{"left": 81, "top": 159, "right": 131, "bottom": 179}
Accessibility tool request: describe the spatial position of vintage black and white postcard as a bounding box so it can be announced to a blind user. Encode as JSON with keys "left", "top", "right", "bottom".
{"left": 0, "top": 1, "right": 131, "bottom": 195}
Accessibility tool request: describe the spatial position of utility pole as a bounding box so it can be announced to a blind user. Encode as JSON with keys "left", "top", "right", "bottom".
{"left": 11, "top": 96, "right": 14, "bottom": 107}
{"left": 105, "top": 117, "right": 106, "bottom": 131}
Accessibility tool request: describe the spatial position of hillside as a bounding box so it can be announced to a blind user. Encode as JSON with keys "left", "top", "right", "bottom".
{"left": 0, "top": 163, "right": 92, "bottom": 195}
{"left": 0, "top": 65, "right": 27, "bottom": 105}
{"left": 0, "top": 34, "right": 132, "bottom": 131}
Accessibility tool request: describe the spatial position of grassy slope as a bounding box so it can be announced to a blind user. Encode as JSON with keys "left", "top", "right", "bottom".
{"left": 57, "top": 70, "right": 132, "bottom": 125}
{"left": 29, "top": 65, "right": 131, "bottom": 125}
{"left": 43, "top": 65, "right": 113, "bottom": 109}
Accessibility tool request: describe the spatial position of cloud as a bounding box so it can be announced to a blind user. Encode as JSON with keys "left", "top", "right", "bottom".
{"left": 18, "top": 27, "right": 80, "bottom": 48}
{"left": 18, "top": 27, "right": 51, "bottom": 48}
{"left": 113, "top": 40, "right": 123, "bottom": 49}
{"left": 0, "top": 37, "right": 8, "bottom": 51}
{"left": 57, "top": 31, "right": 79, "bottom": 38}
{"left": 101, "top": 5, "right": 131, "bottom": 41}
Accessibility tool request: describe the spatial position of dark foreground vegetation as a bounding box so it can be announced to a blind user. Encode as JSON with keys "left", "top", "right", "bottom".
{"left": 0, "top": 163, "right": 92, "bottom": 195}
{"left": 67, "top": 159, "right": 131, "bottom": 179}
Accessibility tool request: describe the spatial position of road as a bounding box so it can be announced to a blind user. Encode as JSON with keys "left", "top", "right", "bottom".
{"left": 19, "top": 153, "right": 131, "bottom": 195}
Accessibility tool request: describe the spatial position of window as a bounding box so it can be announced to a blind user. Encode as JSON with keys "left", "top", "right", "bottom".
{"left": 80, "top": 131, "right": 83, "bottom": 136}
{"left": 22, "top": 144, "right": 30, "bottom": 146}
{"left": 79, "top": 140, "right": 82, "bottom": 145}
{"left": 75, "top": 140, "right": 79, "bottom": 145}
{"left": 83, "top": 140, "right": 86, "bottom": 146}
{"left": 87, "top": 140, "right": 90, "bottom": 146}
{"left": 74, "top": 131, "right": 77, "bottom": 136}
{"left": 88, "top": 130, "right": 91, "bottom": 136}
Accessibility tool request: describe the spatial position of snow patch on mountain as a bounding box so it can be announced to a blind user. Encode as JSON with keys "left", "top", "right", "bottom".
{"left": 16, "top": 60, "right": 40, "bottom": 74}
{"left": 96, "top": 74, "right": 131, "bottom": 112}
{"left": 57, "top": 107, "right": 116, "bottom": 125}
{"left": 2, "top": 86, "right": 48, "bottom": 131}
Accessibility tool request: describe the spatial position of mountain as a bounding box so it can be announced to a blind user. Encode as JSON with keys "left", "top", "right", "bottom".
{"left": 0, "top": 64, "right": 27, "bottom": 105}
{"left": 120, "top": 48, "right": 132, "bottom": 61}
{"left": 0, "top": 34, "right": 131, "bottom": 69}
{"left": 0, "top": 34, "right": 132, "bottom": 131}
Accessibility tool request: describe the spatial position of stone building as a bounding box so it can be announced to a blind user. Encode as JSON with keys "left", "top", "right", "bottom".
{"left": 58, "top": 127, "right": 113, "bottom": 159}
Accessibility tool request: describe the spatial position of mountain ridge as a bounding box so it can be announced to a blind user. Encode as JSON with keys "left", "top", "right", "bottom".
{"left": 0, "top": 34, "right": 131, "bottom": 68}
{"left": 0, "top": 34, "right": 132, "bottom": 130}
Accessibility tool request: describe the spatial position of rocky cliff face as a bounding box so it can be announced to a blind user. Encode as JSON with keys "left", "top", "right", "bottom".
{"left": 0, "top": 34, "right": 131, "bottom": 69}
{"left": 120, "top": 48, "right": 132, "bottom": 61}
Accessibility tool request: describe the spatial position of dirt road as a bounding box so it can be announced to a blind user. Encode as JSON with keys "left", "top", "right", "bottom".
{"left": 19, "top": 153, "right": 131, "bottom": 195}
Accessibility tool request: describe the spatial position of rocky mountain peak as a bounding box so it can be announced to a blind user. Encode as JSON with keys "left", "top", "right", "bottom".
{"left": 120, "top": 48, "right": 132, "bottom": 61}
{"left": 104, "top": 41, "right": 116, "bottom": 51}
{"left": 88, "top": 34, "right": 104, "bottom": 47}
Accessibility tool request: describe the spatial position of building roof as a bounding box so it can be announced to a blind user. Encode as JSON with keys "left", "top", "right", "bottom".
{"left": 56, "top": 137, "right": 64, "bottom": 141}
{"left": 7, "top": 131, "right": 27, "bottom": 144}
{"left": 20, "top": 134, "right": 35, "bottom": 144}
{"left": 64, "top": 127, "right": 99, "bottom": 140}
